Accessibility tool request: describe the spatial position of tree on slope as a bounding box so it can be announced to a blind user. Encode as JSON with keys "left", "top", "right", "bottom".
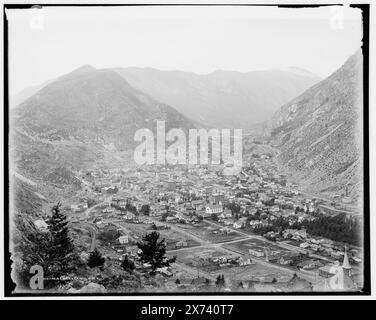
{"left": 137, "top": 231, "right": 176, "bottom": 275}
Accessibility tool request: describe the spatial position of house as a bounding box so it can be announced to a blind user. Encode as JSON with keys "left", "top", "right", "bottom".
{"left": 351, "top": 256, "right": 362, "bottom": 264}
{"left": 205, "top": 204, "right": 223, "bottom": 215}
{"left": 265, "top": 252, "right": 280, "bottom": 263}
{"left": 118, "top": 199, "right": 127, "bottom": 206}
{"left": 233, "top": 217, "right": 247, "bottom": 229}
{"left": 124, "top": 212, "right": 136, "bottom": 220}
{"left": 248, "top": 248, "right": 265, "bottom": 257}
{"left": 223, "top": 208, "right": 232, "bottom": 218}
{"left": 318, "top": 265, "right": 338, "bottom": 278}
{"left": 296, "top": 213, "right": 309, "bottom": 222}
{"left": 34, "top": 219, "right": 48, "bottom": 232}
{"left": 209, "top": 193, "right": 224, "bottom": 205}
{"left": 159, "top": 207, "right": 168, "bottom": 215}
{"left": 300, "top": 242, "right": 310, "bottom": 249}
{"left": 233, "top": 220, "right": 243, "bottom": 229}
{"left": 164, "top": 181, "right": 176, "bottom": 191}
{"left": 106, "top": 186, "right": 118, "bottom": 194}
{"left": 80, "top": 201, "right": 88, "bottom": 209}
{"left": 255, "top": 201, "right": 263, "bottom": 208}
{"left": 176, "top": 240, "right": 188, "bottom": 248}
{"left": 149, "top": 210, "right": 161, "bottom": 217}
{"left": 223, "top": 218, "right": 234, "bottom": 226}
{"left": 70, "top": 204, "right": 82, "bottom": 212}
{"left": 191, "top": 199, "right": 205, "bottom": 208}
{"left": 331, "top": 251, "right": 344, "bottom": 259}
{"left": 270, "top": 205, "right": 280, "bottom": 213}
{"left": 102, "top": 208, "right": 114, "bottom": 214}
{"left": 166, "top": 216, "right": 178, "bottom": 222}
{"left": 279, "top": 254, "right": 293, "bottom": 265}
{"left": 249, "top": 220, "right": 261, "bottom": 227}
{"left": 118, "top": 235, "right": 129, "bottom": 244}
{"left": 175, "top": 212, "right": 185, "bottom": 220}
{"left": 238, "top": 256, "right": 253, "bottom": 266}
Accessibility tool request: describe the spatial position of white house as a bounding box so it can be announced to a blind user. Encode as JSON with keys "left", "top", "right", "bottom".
{"left": 124, "top": 212, "right": 136, "bottom": 220}
{"left": 205, "top": 204, "right": 223, "bottom": 215}
{"left": 248, "top": 248, "right": 264, "bottom": 257}
{"left": 34, "top": 219, "right": 48, "bottom": 232}
{"left": 118, "top": 235, "right": 129, "bottom": 244}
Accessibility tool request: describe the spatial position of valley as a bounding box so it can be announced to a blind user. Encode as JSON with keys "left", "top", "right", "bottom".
{"left": 13, "top": 134, "right": 361, "bottom": 293}
{"left": 9, "top": 51, "right": 364, "bottom": 294}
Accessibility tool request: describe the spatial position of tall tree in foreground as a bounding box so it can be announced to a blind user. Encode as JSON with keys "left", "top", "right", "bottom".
{"left": 14, "top": 203, "right": 80, "bottom": 288}
{"left": 137, "top": 231, "right": 176, "bottom": 275}
{"left": 46, "top": 203, "right": 78, "bottom": 276}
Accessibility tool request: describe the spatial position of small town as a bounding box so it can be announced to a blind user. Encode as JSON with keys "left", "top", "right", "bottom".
{"left": 29, "top": 140, "right": 362, "bottom": 293}
{"left": 6, "top": 2, "right": 369, "bottom": 302}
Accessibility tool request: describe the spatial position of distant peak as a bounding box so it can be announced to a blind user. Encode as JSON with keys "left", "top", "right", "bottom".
{"left": 71, "top": 64, "right": 96, "bottom": 74}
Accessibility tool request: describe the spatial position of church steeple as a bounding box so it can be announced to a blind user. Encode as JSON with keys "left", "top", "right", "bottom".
{"left": 342, "top": 246, "right": 352, "bottom": 276}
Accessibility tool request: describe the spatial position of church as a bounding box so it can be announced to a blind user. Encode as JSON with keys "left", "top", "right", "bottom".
{"left": 314, "top": 248, "right": 359, "bottom": 292}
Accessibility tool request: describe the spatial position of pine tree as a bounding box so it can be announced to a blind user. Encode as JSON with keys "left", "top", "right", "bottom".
{"left": 46, "top": 202, "right": 78, "bottom": 275}
{"left": 87, "top": 248, "right": 105, "bottom": 269}
{"left": 137, "top": 231, "right": 176, "bottom": 275}
{"left": 140, "top": 204, "right": 150, "bottom": 215}
{"left": 215, "top": 274, "right": 225, "bottom": 287}
{"left": 121, "top": 254, "right": 135, "bottom": 272}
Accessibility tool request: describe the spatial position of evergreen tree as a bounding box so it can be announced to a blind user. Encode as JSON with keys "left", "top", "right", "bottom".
{"left": 140, "top": 204, "right": 150, "bottom": 215}
{"left": 87, "top": 248, "right": 105, "bottom": 269}
{"left": 215, "top": 274, "right": 225, "bottom": 287}
{"left": 121, "top": 254, "right": 135, "bottom": 272}
{"left": 46, "top": 203, "right": 78, "bottom": 275}
{"left": 137, "top": 231, "right": 176, "bottom": 275}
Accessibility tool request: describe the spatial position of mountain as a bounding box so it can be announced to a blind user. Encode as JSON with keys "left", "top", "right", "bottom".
{"left": 12, "top": 65, "right": 196, "bottom": 150}
{"left": 112, "top": 67, "right": 321, "bottom": 128}
{"left": 267, "top": 51, "right": 363, "bottom": 203}
{"left": 11, "top": 174, "right": 47, "bottom": 217}
{"left": 12, "top": 65, "right": 320, "bottom": 128}
{"left": 10, "top": 65, "right": 197, "bottom": 209}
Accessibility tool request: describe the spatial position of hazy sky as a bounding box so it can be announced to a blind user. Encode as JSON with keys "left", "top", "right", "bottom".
{"left": 6, "top": 5, "right": 363, "bottom": 94}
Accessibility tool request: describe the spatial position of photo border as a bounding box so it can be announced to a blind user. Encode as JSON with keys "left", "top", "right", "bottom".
{"left": 2, "top": 2, "right": 371, "bottom": 297}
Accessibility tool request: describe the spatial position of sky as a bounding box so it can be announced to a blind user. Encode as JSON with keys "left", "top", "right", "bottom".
{"left": 6, "top": 5, "right": 363, "bottom": 95}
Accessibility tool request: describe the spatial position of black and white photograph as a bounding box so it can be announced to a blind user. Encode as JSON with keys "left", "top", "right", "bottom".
{"left": 1, "top": 1, "right": 373, "bottom": 300}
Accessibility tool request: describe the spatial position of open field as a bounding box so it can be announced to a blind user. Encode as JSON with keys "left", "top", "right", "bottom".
{"left": 158, "top": 228, "right": 201, "bottom": 250}
{"left": 222, "top": 238, "right": 292, "bottom": 256}
{"left": 171, "top": 245, "right": 293, "bottom": 282}
{"left": 209, "top": 263, "right": 293, "bottom": 282}
{"left": 114, "top": 221, "right": 201, "bottom": 249}
{"left": 174, "top": 246, "right": 238, "bottom": 265}
{"left": 177, "top": 221, "right": 246, "bottom": 243}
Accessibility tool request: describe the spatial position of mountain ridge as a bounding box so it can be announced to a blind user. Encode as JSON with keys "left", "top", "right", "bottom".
{"left": 10, "top": 66, "right": 198, "bottom": 211}
{"left": 12, "top": 65, "right": 321, "bottom": 128}
{"left": 267, "top": 50, "right": 363, "bottom": 204}
{"left": 113, "top": 66, "right": 321, "bottom": 128}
